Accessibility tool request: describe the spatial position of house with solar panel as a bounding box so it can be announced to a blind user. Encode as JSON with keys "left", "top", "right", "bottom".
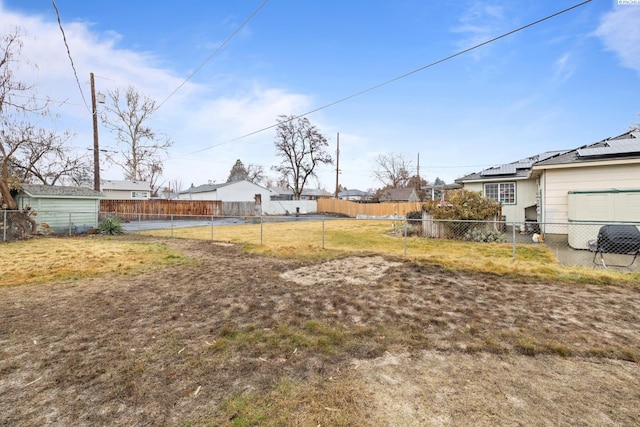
{"left": 456, "top": 130, "right": 640, "bottom": 245}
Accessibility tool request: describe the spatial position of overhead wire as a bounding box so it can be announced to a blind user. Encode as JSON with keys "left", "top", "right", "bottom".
{"left": 186, "top": 0, "right": 592, "bottom": 156}
{"left": 155, "top": 0, "right": 270, "bottom": 111}
{"left": 51, "top": 0, "right": 90, "bottom": 113}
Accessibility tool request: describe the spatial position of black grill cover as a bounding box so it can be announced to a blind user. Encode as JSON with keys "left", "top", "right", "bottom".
{"left": 597, "top": 225, "right": 640, "bottom": 254}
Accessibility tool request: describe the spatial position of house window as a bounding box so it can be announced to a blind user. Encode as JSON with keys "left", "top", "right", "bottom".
{"left": 131, "top": 191, "right": 149, "bottom": 198}
{"left": 484, "top": 182, "right": 515, "bottom": 204}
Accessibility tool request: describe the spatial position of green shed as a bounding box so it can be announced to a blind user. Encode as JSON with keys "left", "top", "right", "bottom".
{"left": 15, "top": 184, "right": 104, "bottom": 234}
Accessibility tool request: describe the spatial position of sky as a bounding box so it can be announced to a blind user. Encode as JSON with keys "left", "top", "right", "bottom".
{"left": 1, "top": 0, "right": 639, "bottom": 193}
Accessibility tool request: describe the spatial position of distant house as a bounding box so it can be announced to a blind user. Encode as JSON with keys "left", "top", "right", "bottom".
{"left": 270, "top": 187, "right": 332, "bottom": 201}
{"left": 379, "top": 187, "right": 420, "bottom": 203}
{"left": 337, "top": 189, "right": 373, "bottom": 201}
{"left": 101, "top": 180, "right": 151, "bottom": 200}
{"left": 421, "top": 183, "right": 462, "bottom": 202}
{"left": 15, "top": 184, "right": 103, "bottom": 233}
{"left": 178, "top": 180, "right": 271, "bottom": 203}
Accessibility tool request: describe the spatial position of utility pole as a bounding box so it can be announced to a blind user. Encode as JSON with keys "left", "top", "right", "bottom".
{"left": 334, "top": 132, "right": 340, "bottom": 198}
{"left": 90, "top": 72, "right": 100, "bottom": 192}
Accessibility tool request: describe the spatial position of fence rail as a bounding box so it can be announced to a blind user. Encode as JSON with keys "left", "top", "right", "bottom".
{"left": 2, "top": 210, "right": 639, "bottom": 272}
{"left": 317, "top": 198, "right": 422, "bottom": 217}
{"left": 99, "top": 199, "right": 222, "bottom": 220}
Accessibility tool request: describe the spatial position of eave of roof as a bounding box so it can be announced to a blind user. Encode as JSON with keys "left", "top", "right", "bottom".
{"left": 20, "top": 184, "right": 104, "bottom": 198}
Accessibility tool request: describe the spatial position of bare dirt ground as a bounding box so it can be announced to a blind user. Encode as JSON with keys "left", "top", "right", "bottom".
{"left": 1, "top": 236, "right": 639, "bottom": 426}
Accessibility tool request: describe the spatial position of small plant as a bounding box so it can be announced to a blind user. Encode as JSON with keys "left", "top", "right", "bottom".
{"left": 462, "top": 228, "right": 507, "bottom": 243}
{"left": 98, "top": 216, "right": 125, "bottom": 235}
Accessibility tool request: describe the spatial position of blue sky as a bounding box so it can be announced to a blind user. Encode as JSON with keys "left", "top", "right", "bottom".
{"left": 1, "top": 0, "right": 639, "bottom": 192}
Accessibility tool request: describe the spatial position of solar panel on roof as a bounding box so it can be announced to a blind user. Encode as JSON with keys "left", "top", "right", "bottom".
{"left": 481, "top": 164, "right": 516, "bottom": 176}
{"left": 577, "top": 139, "right": 640, "bottom": 157}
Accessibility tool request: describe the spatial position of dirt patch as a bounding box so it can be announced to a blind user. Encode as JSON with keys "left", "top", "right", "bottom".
{"left": 1, "top": 236, "right": 639, "bottom": 426}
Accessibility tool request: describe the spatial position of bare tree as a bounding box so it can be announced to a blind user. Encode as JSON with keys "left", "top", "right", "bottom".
{"left": 0, "top": 29, "right": 46, "bottom": 236}
{"left": 10, "top": 129, "right": 91, "bottom": 186}
{"left": 272, "top": 115, "right": 332, "bottom": 200}
{"left": 373, "top": 152, "right": 412, "bottom": 188}
{"left": 246, "top": 164, "right": 265, "bottom": 185}
{"left": 101, "top": 86, "right": 172, "bottom": 196}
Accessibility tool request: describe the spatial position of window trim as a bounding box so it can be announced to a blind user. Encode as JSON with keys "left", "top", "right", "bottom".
{"left": 484, "top": 182, "right": 516, "bottom": 205}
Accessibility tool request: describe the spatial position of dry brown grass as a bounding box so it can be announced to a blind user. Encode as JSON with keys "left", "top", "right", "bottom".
{"left": 1, "top": 237, "right": 639, "bottom": 426}
{"left": 140, "top": 219, "right": 640, "bottom": 285}
{"left": 0, "top": 236, "right": 190, "bottom": 287}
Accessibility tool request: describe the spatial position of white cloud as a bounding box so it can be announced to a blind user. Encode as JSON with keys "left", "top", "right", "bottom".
{"left": 0, "top": 4, "right": 318, "bottom": 188}
{"left": 595, "top": 5, "right": 640, "bottom": 74}
{"left": 451, "top": 2, "right": 508, "bottom": 58}
{"left": 553, "top": 52, "right": 575, "bottom": 83}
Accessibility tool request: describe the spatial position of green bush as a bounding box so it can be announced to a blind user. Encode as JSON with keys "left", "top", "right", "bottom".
{"left": 98, "top": 216, "right": 125, "bottom": 235}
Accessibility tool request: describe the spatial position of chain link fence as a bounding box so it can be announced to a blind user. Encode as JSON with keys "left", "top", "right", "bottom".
{"left": 1, "top": 210, "right": 99, "bottom": 241}
{"left": 3, "top": 210, "right": 639, "bottom": 272}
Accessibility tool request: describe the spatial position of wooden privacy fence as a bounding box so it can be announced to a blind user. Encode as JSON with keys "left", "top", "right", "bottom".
{"left": 100, "top": 199, "right": 222, "bottom": 220}
{"left": 317, "top": 199, "right": 423, "bottom": 217}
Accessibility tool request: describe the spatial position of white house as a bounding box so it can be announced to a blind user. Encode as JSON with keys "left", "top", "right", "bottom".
{"left": 178, "top": 180, "right": 272, "bottom": 203}
{"left": 101, "top": 180, "right": 151, "bottom": 200}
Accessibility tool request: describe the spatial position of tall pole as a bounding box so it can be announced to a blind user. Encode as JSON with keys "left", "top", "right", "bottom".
{"left": 91, "top": 72, "right": 100, "bottom": 192}
{"left": 334, "top": 132, "right": 340, "bottom": 198}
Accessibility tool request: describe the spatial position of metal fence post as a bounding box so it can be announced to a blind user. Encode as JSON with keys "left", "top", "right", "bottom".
{"left": 69, "top": 212, "right": 72, "bottom": 236}
{"left": 138, "top": 213, "right": 141, "bottom": 230}
{"left": 211, "top": 215, "right": 214, "bottom": 241}
{"left": 322, "top": 216, "right": 325, "bottom": 250}
{"left": 260, "top": 215, "right": 263, "bottom": 245}
{"left": 3, "top": 210, "right": 6, "bottom": 242}
{"left": 170, "top": 214, "right": 174, "bottom": 238}
{"left": 512, "top": 221, "right": 516, "bottom": 259}
{"left": 404, "top": 217, "right": 408, "bottom": 256}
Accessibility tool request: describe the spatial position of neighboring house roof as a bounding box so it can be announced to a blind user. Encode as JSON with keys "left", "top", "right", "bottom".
{"left": 456, "top": 150, "right": 570, "bottom": 183}
{"left": 101, "top": 180, "right": 151, "bottom": 192}
{"left": 379, "top": 187, "right": 419, "bottom": 202}
{"left": 533, "top": 131, "right": 640, "bottom": 168}
{"left": 270, "top": 187, "right": 332, "bottom": 197}
{"left": 20, "top": 184, "right": 103, "bottom": 199}
{"left": 179, "top": 180, "right": 268, "bottom": 195}
{"left": 338, "top": 189, "right": 372, "bottom": 198}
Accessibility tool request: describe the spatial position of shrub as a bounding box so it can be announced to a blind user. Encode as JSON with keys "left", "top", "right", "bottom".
{"left": 406, "top": 210, "right": 422, "bottom": 220}
{"left": 462, "top": 229, "right": 507, "bottom": 243}
{"left": 98, "top": 216, "right": 125, "bottom": 235}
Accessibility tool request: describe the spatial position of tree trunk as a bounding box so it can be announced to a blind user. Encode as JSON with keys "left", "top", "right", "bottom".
{"left": 0, "top": 181, "right": 37, "bottom": 239}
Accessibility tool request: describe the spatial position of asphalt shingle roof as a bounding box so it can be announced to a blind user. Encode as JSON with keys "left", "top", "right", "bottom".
{"left": 21, "top": 184, "right": 103, "bottom": 198}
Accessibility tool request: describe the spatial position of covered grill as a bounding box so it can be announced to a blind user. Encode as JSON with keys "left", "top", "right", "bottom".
{"left": 593, "top": 225, "right": 640, "bottom": 268}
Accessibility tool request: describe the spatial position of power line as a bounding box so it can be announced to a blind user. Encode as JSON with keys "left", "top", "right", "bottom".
{"left": 156, "top": 0, "right": 270, "bottom": 111}
{"left": 187, "top": 0, "right": 592, "bottom": 155}
{"left": 51, "top": 0, "right": 90, "bottom": 113}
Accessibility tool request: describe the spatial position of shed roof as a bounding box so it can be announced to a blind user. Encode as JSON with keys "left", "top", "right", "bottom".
{"left": 20, "top": 184, "right": 103, "bottom": 199}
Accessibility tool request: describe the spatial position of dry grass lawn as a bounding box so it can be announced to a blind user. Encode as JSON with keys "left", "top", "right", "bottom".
{"left": 141, "top": 219, "right": 640, "bottom": 285}
{"left": 0, "top": 236, "right": 190, "bottom": 287}
{"left": 1, "top": 226, "right": 639, "bottom": 426}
